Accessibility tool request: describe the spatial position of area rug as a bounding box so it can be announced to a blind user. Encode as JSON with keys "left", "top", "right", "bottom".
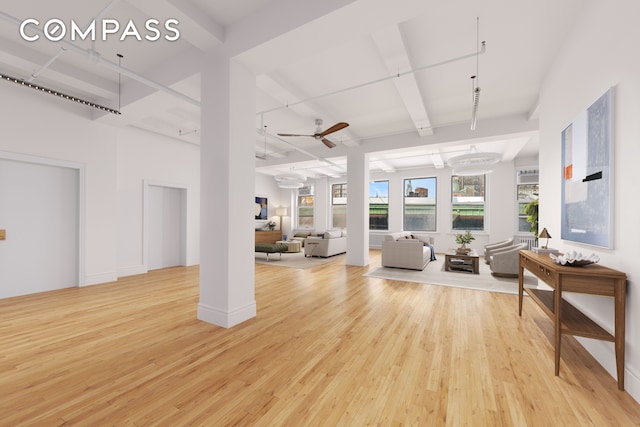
{"left": 363, "top": 256, "right": 538, "bottom": 294}
{"left": 255, "top": 251, "right": 345, "bottom": 269}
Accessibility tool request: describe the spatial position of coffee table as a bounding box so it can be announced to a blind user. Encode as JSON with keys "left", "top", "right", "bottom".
{"left": 444, "top": 249, "right": 479, "bottom": 274}
{"left": 275, "top": 240, "right": 302, "bottom": 253}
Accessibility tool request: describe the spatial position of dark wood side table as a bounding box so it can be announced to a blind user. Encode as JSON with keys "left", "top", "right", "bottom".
{"left": 518, "top": 250, "right": 627, "bottom": 390}
{"left": 444, "top": 249, "right": 479, "bottom": 274}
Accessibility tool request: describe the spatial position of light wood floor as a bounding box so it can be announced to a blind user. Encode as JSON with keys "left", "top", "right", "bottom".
{"left": 1, "top": 250, "right": 639, "bottom": 426}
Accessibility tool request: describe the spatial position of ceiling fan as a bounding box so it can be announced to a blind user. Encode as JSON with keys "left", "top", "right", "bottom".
{"left": 278, "top": 119, "right": 349, "bottom": 148}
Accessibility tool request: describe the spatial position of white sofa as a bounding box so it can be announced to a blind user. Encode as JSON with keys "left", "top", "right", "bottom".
{"left": 381, "top": 231, "right": 434, "bottom": 270}
{"left": 304, "top": 231, "right": 347, "bottom": 257}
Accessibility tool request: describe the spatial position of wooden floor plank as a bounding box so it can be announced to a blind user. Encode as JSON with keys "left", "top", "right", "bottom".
{"left": 0, "top": 250, "right": 639, "bottom": 426}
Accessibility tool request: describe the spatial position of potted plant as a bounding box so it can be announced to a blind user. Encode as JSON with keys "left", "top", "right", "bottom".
{"left": 455, "top": 230, "right": 475, "bottom": 254}
{"left": 523, "top": 199, "right": 539, "bottom": 239}
{"left": 266, "top": 220, "right": 277, "bottom": 231}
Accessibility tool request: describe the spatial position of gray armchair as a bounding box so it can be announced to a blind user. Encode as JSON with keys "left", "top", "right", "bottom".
{"left": 484, "top": 238, "right": 514, "bottom": 264}
{"left": 489, "top": 242, "right": 528, "bottom": 277}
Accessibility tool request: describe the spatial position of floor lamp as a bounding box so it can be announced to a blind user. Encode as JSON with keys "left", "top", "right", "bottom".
{"left": 275, "top": 207, "right": 288, "bottom": 237}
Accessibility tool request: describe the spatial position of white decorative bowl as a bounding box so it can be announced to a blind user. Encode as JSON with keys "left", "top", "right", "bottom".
{"left": 550, "top": 251, "right": 600, "bottom": 266}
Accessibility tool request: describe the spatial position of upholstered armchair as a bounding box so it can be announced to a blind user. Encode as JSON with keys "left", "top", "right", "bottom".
{"left": 489, "top": 242, "right": 528, "bottom": 277}
{"left": 484, "top": 238, "right": 514, "bottom": 264}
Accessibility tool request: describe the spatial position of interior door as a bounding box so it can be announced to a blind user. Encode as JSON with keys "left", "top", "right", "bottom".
{"left": 148, "top": 185, "right": 185, "bottom": 270}
{"left": 0, "top": 159, "right": 79, "bottom": 298}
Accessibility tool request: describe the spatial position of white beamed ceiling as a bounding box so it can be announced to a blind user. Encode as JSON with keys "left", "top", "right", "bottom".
{"left": 0, "top": 0, "right": 583, "bottom": 178}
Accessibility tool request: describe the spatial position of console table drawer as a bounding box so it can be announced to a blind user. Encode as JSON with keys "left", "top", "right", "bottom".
{"left": 520, "top": 255, "right": 556, "bottom": 286}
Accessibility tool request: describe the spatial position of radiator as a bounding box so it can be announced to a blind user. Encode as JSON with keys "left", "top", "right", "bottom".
{"left": 514, "top": 235, "right": 537, "bottom": 250}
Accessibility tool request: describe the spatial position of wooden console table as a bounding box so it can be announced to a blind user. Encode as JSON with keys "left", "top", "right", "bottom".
{"left": 255, "top": 230, "right": 282, "bottom": 244}
{"left": 518, "top": 250, "right": 627, "bottom": 390}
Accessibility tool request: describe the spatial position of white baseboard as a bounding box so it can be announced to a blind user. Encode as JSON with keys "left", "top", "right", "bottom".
{"left": 83, "top": 271, "right": 118, "bottom": 286}
{"left": 578, "top": 337, "right": 640, "bottom": 403}
{"left": 197, "top": 301, "right": 256, "bottom": 328}
{"left": 118, "top": 265, "right": 147, "bottom": 277}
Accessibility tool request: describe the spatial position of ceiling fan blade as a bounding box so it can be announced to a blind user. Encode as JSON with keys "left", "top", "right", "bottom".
{"left": 319, "top": 122, "right": 349, "bottom": 137}
{"left": 277, "top": 133, "right": 314, "bottom": 137}
{"left": 321, "top": 138, "right": 336, "bottom": 148}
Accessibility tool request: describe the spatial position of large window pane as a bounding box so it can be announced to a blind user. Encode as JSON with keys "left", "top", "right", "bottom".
{"left": 403, "top": 177, "right": 436, "bottom": 231}
{"left": 452, "top": 205, "right": 485, "bottom": 230}
{"left": 451, "top": 175, "right": 485, "bottom": 231}
{"left": 369, "top": 181, "right": 389, "bottom": 230}
{"left": 517, "top": 183, "right": 539, "bottom": 233}
{"left": 297, "top": 190, "right": 314, "bottom": 228}
{"left": 332, "top": 183, "right": 347, "bottom": 228}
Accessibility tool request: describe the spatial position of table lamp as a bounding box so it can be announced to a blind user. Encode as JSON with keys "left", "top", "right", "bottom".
{"left": 539, "top": 227, "right": 551, "bottom": 249}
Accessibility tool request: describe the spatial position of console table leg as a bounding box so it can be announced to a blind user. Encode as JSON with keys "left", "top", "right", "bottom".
{"left": 518, "top": 265, "right": 524, "bottom": 316}
{"left": 615, "top": 280, "right": 626, "bottom": 390}
{"left": 554, "top": 286, "right": 562, "bottom": 376}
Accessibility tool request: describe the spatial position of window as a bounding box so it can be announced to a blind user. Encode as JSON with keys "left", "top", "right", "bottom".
{"left": 451, "top": 175, "right": 485, "bottom": 231}
{"left": 331, "top": 183, "right": 347, "bottom": 228}
{"left": 517, "top": 183, "right": 539, "bottom": 233}
{"left": 369, "top": 181, "right": 389, "bottom": 230}
{"left": 297, "top": 186, "right": 314, "bottom": 228}
{"left": 403, "top": 177, "right": 436, "bottom": 231}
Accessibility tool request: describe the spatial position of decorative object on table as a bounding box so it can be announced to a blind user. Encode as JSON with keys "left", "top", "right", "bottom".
{"left": 282, "top": 234, "right": 288, "bottom": 242}
{"left": 550, "top": 251, "right": 600, "bottom": 266}
{"left": 455, "top": 230, "right": 475, "bottom": 254}
{"left": 561, "top": 88, "right": 613, "bottom": 249}
{"left": 266, "top": 220, "right": 277, "bottom": 230}
{"left": 538, "top": 227, "right": 551, "bottom": 248}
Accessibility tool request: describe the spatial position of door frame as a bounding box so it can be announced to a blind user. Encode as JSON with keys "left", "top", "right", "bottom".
{"left": 143, "top": 179, "right": 188, "bottom": 271}
{"left": 0, "top": 150, "right": 85, "bottom": 285}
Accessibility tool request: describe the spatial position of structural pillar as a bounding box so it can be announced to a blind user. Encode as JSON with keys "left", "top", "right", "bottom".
{"left": 198, "top": 51, "right": 256, "bottom": 328}
{"left": 346, "top": 148, "right": 369, "bottom": 266}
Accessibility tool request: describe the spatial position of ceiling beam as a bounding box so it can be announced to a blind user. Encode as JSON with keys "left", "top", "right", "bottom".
{"left": 371, "top": 25, "right": 433, "bottom": 136}
{"left": 258, "top": 73, "right": 361, "bottom": 147}
{"left": 129, "top": 0, "right": 224, "bottom": 51}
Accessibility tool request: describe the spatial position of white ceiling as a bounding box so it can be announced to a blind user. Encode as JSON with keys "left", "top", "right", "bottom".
{"left": 0, "top": 0, "right": 584, "bottom": 179}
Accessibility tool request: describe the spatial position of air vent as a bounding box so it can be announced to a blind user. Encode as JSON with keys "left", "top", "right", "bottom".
{"left": 298, "top": 185, "right": 314, "bottom": 196}
{"left": 517, "top": 169, "right": 539, "bottom": 184}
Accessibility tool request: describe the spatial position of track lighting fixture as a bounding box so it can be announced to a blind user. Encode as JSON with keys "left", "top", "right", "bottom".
{"left": 470, "top": 76, "right": 480, "bottom": 131}
{"left": 0, "top": 71, "right": 121, "bottom": 115}
{"left": 470, "top": 18, "right": 484, "bottom": 131}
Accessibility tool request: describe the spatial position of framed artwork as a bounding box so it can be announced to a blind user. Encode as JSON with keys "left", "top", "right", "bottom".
{"left": 561, "top": 88, "right": 613, "bottom": 248}
{"left": 255, "top": 196, "right": 268, "bottom": 220}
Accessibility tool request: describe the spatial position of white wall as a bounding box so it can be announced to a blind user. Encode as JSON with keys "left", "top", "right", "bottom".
{"left": 0, "top": 83, "right": 118, "bottom": 285}
{"left": 117, "top": 127, "right": 200, "bottom": 276}
{"left": 0, "top": 79, "right": 200, "bottom": 286}
{"left": 539, "top": 0, "right": 640, "bottom": 401}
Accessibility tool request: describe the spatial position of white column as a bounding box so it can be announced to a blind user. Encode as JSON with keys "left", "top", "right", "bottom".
{"left": 314, "top": 177, "right": 329, "bottom": 232}
{"left": 346, "top": 148, "right": 369, "bottom": 266}
{"left": 198, "top": 51, "right": 256, "bottom": 328}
